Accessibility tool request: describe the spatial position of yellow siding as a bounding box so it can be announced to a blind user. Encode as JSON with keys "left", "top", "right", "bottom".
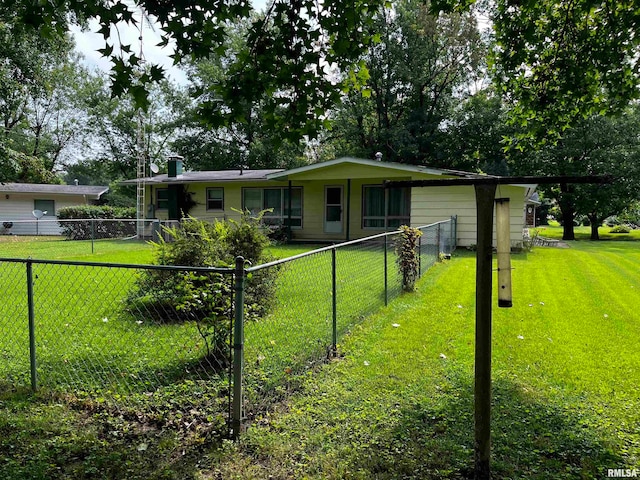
{"left": 147, "top": 181, "right": 289, "bottom": 223}
{"left": 411, "top": 185, "right": 526, "bottom": 247}
{"left": 287, "top": 163, "right": 430, "bottom": 181}
{"left": 144, "top": 169, "right": 528, "bottom": 247}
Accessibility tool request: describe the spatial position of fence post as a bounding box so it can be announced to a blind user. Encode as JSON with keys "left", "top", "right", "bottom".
{"left": 452, "top": 215, "right": 457, "bottom": 250}
{"left": 418, "top": 233, "right": 422, "bottom": 276}
{"left": 232, "top": 256, "right": 246, "bottom": 440}
{"left": 436, "top": 223, "right": 441, "bottom": 259}
{"left": 91, "top": 219, "right": 95, "bottom": 254}
{"left": 331, "top": 248, "right": 337, "bottom": 355}
{"left": 384, "top": 235, "right": 388, "bottom": 306}
{"left": 26, "top": 261, "right": 37, "bottom": 391}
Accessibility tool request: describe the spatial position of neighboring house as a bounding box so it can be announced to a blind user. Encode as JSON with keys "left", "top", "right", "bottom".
{"left": 525, "top": 192, "right": 541, "bottom": 227}
{"left": 126, "top": 157, "right": 536, "bottom": 247}
{"left": 0, "top": 183, "right": 109, "bottom": 235}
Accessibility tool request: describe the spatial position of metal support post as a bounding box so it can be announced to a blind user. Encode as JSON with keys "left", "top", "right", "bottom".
{"left": 232, "top": 256, "right": 246, "bottom": 440}
{"left": 418, "top": 234, "right": 422, "bottom": 275}
{"left": 384, "top": 235, "right": 388, "bottom": 306}
{"left": 27, "top": 261, "right": 37, "bottom": 391}
{"left": 331, "top": 248, "right": 337, "bottom": 355}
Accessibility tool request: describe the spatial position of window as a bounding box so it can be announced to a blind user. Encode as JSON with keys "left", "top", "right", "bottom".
{"left": 243, "top": 187, "right": 303, "bottom": 228}
{"left": 34, "top": 199, "right": 55, "bottom": 216}
{"left": 362, "top": 185, "right": 410, "bottom": 228}
{"left": 156, "top": 189, "right": 169, "bottom": 210}
{"left": 206, "top": 188, "right": 224, "bottom": 210}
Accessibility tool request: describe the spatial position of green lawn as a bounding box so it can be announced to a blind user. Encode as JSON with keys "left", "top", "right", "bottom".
{"left": 0, "top": 236, "right": 155, "bottom": 263}
{"left": 210, "top": 242, "right": 640, "bottom": 479}
{"left": 1, "top": 241, "right": 639, "bottom": 479}
{"left": 535, "top": 222, "right": 640, "bottom": 241}
{"left": 0, "top": 235, "right": 320, "bottom": 263}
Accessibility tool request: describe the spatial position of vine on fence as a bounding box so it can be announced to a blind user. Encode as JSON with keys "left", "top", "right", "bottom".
{"left": 395, "top": 225, "right": 422, "bottom": 292}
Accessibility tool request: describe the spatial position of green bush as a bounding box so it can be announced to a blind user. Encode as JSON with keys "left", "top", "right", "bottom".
{"left": 127, "top": 212, "right": 280, "bottom": 366}
{"left": 57, "top": 205, "right": 137, "bottom": 240}
{"left": 610, "top": 224, "right": 631, "bottom": 234}
{"left": 395, "top": 225, "right": 422, "bottom": 292}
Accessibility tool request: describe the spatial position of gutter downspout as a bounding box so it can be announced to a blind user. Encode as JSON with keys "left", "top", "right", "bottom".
{"left": 287, "top": 180, "right": 292, "bottom": 243}
{"left": 346, "top": 179, "right": 351, "bottom": 241}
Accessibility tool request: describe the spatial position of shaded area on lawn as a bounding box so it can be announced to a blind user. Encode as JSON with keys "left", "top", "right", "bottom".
{"left": 375, "top": 373, "right": 623, "bottom": 480}
{"left": 0, "top": 384, "right": 229, "bottom": 480}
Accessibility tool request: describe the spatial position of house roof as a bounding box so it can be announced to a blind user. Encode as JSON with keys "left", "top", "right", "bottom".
{"left": 0, "top": 183, "right": 109, "bottom": 199}
{"left": 266, "top": 157, "right": 476, "bottom": 180}
{"left": 121, "top": 169, "right": 284, "bottom": 185}
{"left": 122, "top": 157, "right": 482, "bottom": 185}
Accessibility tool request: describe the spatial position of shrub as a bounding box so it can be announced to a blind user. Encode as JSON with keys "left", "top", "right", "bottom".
{"left": 267, "top": 225, "right": 289, "bottom": 244}
{"left": 605, "top": 215, "right": 620, "bottom": 227}
{"left": 395, "top": 225, "right": 422, "bottom": 292}
{"left": 127, "top": 212, "right": 280, "bottom": 366}
{"left": 610, "top": 225, "right": 631, "bottom": 234}
{"left": 57, "top": 205, "right": 137, "bottom": 240}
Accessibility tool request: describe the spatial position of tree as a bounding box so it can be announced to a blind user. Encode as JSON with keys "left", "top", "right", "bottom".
{"left": 78, "top": 75, "right": 184, "bottom": 179}
{"left": 524, "top": 111, "right": 640, "bottom": 240}
{"left": 172, "top": 20, "right": 307, "bottom": 172}
{"left": 0, "top": 14, "right": 86, "bottom": 177}
{"left": 432, "top": 0, "right": 640, "bottom": 141}
{"left": 440, "top": 89, "right": 515, "bottom": 174}
{"left": 14, "top": 0, "right": 387, "bottom": 141}
{"left": 327, "top": 0, "right": 485, "bottom": 164}
{"left": 0, "top": 146, "right": 62, "bottom": 184}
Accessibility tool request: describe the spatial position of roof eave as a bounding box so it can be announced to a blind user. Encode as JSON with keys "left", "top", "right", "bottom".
{"left": 266, "top": 157, "right": 462, "bottom": 180}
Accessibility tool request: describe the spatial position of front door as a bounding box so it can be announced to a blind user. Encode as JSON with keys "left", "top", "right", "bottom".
{"left": 324, "top": 186, "right": 343, "bottom": 233}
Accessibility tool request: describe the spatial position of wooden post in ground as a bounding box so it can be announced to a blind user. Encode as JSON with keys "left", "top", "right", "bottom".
{"left": 474, "top": 184, "right": 496, "bottom": 480}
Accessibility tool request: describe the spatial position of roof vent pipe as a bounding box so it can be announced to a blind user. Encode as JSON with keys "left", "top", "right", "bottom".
{"left": 375, "top": 152, "right": 383, "bottom": 161}
{"left": 74, "top": 179, "right": 79, "bottom": 186}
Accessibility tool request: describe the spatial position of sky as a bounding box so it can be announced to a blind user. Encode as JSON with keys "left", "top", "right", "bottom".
{"left": 71, "top": 0, "right": 268, "bottom": 84}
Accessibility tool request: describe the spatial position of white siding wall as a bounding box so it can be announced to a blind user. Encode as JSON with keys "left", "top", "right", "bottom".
{"left": 0, "top": 193, "right": 93, "bottom": 235}
{"left": 410, "top": 185, "right": 526, "bottom": 248}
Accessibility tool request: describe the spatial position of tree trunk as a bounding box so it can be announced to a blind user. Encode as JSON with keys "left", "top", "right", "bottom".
{"left": 589, "top": 214, "right": 600, "bottom": 240}
{"left": 561, "top": 206, "right": 575, "bottom": 240}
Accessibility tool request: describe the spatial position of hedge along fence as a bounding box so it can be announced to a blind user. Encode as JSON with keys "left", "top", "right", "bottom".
{"left": 57, "top": 205, "right": 137, "bottom": 240}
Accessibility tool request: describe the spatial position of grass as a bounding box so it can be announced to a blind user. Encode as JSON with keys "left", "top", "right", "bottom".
{"left": 2, "top": 238, "right": 639, "bottom": 478}
{"left": 535, "top": 222, "right": 640, "bottom": 241}
{"left": 206, "top": 242, "right": 640, "bottom": 479}
{"left": 0, "top": 235, "right": 155, "bottom": 263}
{"left": 0, "top": 237, "right": 342, "bottom": 480}
{"left": 0, "top": 235, "right": 322, "bottom": 263}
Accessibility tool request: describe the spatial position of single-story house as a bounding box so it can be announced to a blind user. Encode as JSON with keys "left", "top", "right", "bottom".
{"left": 125, "top": 157, "right": 536, "bottom": 248}
{"left": 0, "top": 183, "right": 109, "bottom": 235}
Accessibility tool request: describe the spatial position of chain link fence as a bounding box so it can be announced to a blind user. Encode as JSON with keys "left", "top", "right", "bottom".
{"left": 241, "top": 217, "right": 457, "bottom": 424}
{"left": 0, "top": 219, "right": 176, "bottom": 258}
{"left": 0, "top": 217, "right": 456, "bottom": 438}
{"left": 0, "top": 258, "right": 235, "bottom": 434}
